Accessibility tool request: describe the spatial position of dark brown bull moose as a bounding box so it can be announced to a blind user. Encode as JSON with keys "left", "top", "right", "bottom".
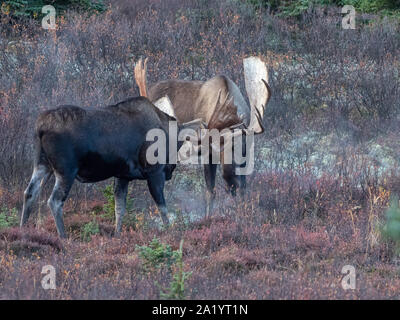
{"left": 20, "top": 97, "right": 202, "bottom": 238}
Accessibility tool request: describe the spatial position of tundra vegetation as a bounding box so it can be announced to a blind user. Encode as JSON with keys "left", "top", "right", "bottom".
{"left": 1, "top": 0, "right": 400, "bottom": 299}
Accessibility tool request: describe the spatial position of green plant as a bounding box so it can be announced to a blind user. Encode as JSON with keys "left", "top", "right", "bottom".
{"left": 102, "top": 184, "right": 115, "bottom": 219}
{"left": 102, "top": 183, "right": 134, "bottom": 222}
{"left": 278, "top": 0, "right": 314, "bottom": 17}
{"left": 347, "top": 0, "right": 400, "bottom": 13}
{"left": 245, "top": 0, "right": 400, "bottom": 17}
{"left": 381, "top": 197, "right": 400, "bottom": 253}
{"left": 123, "top": 212, "right": 138, "bottom": 230}
{"left": 81, "top": 220, "right": 99, "bottom": 242}
{"left": 0, "top": 0, "right": 106, "bottom": 20}
{"left": 0, "top": 206, "right": 19, "bottom": 229}
{"left": 136, "top": 237, "right": 177, "bottom": 271}
{"left": 160, "top": 240, "right": 192, "bottom": 300}
{"left": 136, "top": 238, "right": 191, "bottom": 299}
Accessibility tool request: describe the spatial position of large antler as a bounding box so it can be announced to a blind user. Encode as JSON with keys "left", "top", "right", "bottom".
{"left": 134, "top": 58, "right": 148, "bottom": 97}
{"left": 243, "top": 57, "right": 271, "bottom": 134}
{"left": 207, "top": 57, "right": 271, "bottom": 154}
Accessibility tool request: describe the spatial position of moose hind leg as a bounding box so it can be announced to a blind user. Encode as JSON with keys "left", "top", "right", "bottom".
{"left": 239, "top": 170, "right": 247, "bottom": 196}
{"left": 47, "top": 173, "right": 75, "bottom": 238}
{"left": 204, "top": 163, "right": 217, "bottom": 217}
{"left": 147, "top": 173, "right": 169, "bottom": 225}
{"left": 114, "top": 178, "right": 129, "bottom": 235}
{"left": 21, "top": 165, "right": 51, "bottom": 227}
{"left": 222, "top": 164, "right": 240, "bottom": 197}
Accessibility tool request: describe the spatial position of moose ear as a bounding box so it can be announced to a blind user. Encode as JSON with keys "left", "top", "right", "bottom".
{"left": 153, "top": 95, "right": 176, "bottom": 118}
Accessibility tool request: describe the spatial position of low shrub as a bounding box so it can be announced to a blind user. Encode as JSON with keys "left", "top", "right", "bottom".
{"left": 81, "top": 220, "right": 100, "bottom": 242}
{"left": 136, "top": 237, "right": 177, "bottom": 272}
{"left": 0, "top": 206, "right": 18, "bottom": 230}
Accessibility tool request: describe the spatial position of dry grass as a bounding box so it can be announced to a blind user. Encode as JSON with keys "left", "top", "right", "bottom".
{"left": 1, "top": 168, "right": 400, "bottom": 299}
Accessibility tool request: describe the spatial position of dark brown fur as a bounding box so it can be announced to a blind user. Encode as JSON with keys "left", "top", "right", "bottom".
{"left": 21, "top": 96, "right": 190, "bottom": 238}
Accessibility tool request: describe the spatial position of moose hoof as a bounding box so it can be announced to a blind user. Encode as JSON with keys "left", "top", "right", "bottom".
{"left": 161, "top": 216, "right": 170, "bottom": 226}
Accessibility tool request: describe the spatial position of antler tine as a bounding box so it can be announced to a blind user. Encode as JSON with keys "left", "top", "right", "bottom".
{"left": 254, "top": 105, "right": 265, "bottom": 134}
{"left": 262, "top": 79, "right": 272, "bottom": 107}
{"left": 143, "top": 57, "right": 148, "bottom": 70}
{"left": 134, "top": 57, "right": 148, "bottom": 97}
{"left": 246, "top": 103, "right": 265, "bottom": 135}
{"left": 229, "top": 122, "right": 245, "bottom": 130}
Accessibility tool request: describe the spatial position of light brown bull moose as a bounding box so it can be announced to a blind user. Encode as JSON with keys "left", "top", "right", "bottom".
{"left": 135, "top": 57, "right": 272, "bottom": 216}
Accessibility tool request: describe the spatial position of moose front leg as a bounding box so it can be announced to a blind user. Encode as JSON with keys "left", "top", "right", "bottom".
{"left": 147, "top": 172, "right": 169, "bottom": 225}
{"left": 114, "top": 178, "right": 129, "bottom": 235}
{"left": 47, "top": 173, "right": 75, "bottom": 238}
